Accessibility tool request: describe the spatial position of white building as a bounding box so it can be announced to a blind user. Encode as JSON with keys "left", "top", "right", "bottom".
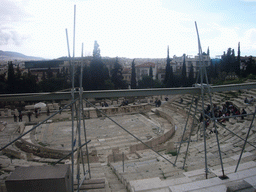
{"left": 135, "top": 62, "right": 157, "bottom": 81}
{"left": 172, "top": 53, "right": 211, "bottom": 78}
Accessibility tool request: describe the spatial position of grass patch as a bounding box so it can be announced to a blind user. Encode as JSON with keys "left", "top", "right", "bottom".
{"left": 166, "top": 151, "right": 178, "bottom": 156}
{"left": 162, "top": 172, "right": 167, "bottom": 179}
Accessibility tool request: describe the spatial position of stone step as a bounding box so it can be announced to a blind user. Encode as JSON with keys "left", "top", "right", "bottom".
{"left": 74, "top": 178, "right": 105, "bottom": 190}
{"left": 146, "top": 163, "right": 256, "bottom": 192}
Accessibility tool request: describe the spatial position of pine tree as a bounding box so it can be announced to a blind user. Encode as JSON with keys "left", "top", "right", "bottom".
{"left": 131, "top": 59, "right": 136, "bottom": 89}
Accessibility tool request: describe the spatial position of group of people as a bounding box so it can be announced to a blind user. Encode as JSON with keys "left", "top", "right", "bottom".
{"left": 13, "top": 108, "right": 43, "bottom": 122}
{"left": 120, "top": 100, "right": 129, "bottom": 107}
{"left": 101, "top": 101, "right": 109, "bottom": 107}
{"left": 13, "top": 110, "right": 23, "bottom": 122}
{"left": 200, "top": 101, "right": 247, "bottom": 129}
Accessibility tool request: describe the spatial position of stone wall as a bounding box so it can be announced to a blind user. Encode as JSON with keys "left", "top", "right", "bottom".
{"left": 84, "top": 103, "right": 151, "bottom": 119}
{"left": 128, "top": 107, "right": 192, "bottom": 154}
{"left": 129, "top": 126, "right": 175, "bottom": 153}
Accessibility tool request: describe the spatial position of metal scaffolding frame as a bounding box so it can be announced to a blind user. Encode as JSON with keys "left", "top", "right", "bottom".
{"left": 173, "top": 22, "right": 256, "bottom": 179}
{"left": 1, "top": 17, "right": 256, "bottom": 191}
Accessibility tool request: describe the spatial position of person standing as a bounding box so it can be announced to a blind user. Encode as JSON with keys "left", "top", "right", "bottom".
{"left": 241, "top": 109, "right": 247, "bottom": 120}
{"left": 27, "top": 111, "right": 32, "bottom": 122}
{"left": 13, "top": 113, "right": 17, "bottom": 122}
{"left": 35, "top": 108, "right": 38, "bottom": 118}
{"left": 18, "top": 111, "right": 22, "bottom": 122}
{"left": 47, "top": 107, "right": 50, "bottom": 116}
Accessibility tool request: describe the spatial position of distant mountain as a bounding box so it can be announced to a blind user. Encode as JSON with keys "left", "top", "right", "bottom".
{"left": 0, "top": 50, "right": 45, "bottom": 61}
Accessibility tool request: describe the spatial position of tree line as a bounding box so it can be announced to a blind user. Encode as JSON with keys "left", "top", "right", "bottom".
{"left": 0, "top": 41, "right": 255, "bottom": 94}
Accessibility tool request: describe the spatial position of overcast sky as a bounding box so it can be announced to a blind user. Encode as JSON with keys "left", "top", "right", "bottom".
{"left": 1, "top": 0, "right": 256, "bottom": 59}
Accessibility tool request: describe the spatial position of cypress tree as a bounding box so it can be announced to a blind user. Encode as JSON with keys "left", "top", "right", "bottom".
{"left": 149, "top": 66, "right": 153, "bottom": 78}
{"left": 164, "top": 46, "right": 171, "bottom": 87}
{"left": 111, "top": 57, "right": 126, "bottom": 89}
{"left": 181, "top": 54, "right": 187, "bottom": 86}
{"left": 188, "top": 64, "right": 194, "bottom": 86}
{"left": 131, "top": 59, "right": 136, "bottom": 89}
{"left": 7, "top": 61, "right": 16, "bottom": 93}
{"left": 149, "top": 66, "right": 153, "bottom": 88}
{"left": 236, "top": 42, "right": 241, "bottom": 76}
{"left": 89, "top": 40, "right": 110, "bottom": 90}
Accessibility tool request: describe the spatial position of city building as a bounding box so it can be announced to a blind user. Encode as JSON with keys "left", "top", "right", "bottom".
{"left": 172, "top": 52, "right": 211, "bottom": 78}
{"left": 135, "top": 62, "right": 157, "bottom": 81}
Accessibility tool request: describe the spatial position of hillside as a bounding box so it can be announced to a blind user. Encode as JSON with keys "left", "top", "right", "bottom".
{"left": 0, "top": 50, "right": 45, "bottom": 61}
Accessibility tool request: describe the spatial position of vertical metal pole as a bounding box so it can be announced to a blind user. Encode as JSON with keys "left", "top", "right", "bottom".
{"left": 79, "top": 43, "right": 86, "bottom": 176}
{"left": 203, "top": 64, "right": 226, "bottom": 178}
{"left": 174, "top": 95, "right": 195, "bottom": 165}
{"left": 235, "top": 108, "right": 256, "bottom": 172}
{"left": 65, "top": 28, "right": 74, "bottom": 192}
{"left": 73, "top": 5, "right": 76, "bottom": 59}
{"left": 72, "top": 5, "right": 76, "bottom": 191}
{"left": 195, "top": 21, "right": 208, "bottom": 179}
{"left": 183, "top": 96, "right": 199, "bottom": 169}
{"left": 82, "top": 103, "right": 91, "bottom": 178}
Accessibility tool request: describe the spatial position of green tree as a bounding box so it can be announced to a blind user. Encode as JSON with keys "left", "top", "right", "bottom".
{"left": 89, "top": 40, "right": 110, "bottom": 90}
{"left": 74, "top": 65, "right": 81, "bottom": 88}
{"left": 111, "top": 57, "right": 127, "bottom": 89}
{"left": 6, "top": 61, "right": 16, "bottom": 93}
{"left": 0, "top": 73, "right": 7, "bottom": 93}
{"left": 149, "top": 66, "right": 153, "bottom": 88}
{"left": 131, "top": 59, "right": 136, "bottom": 89}
{"left": 16, "top": 64, "right": 21, "bottom": 80}
{"left": 188, "top": 64, "right": 194, "bottom": 86}
{"left": 47, "top": 67, "right": 53, "bottom": 79}
{"left": 164, "top": 46, "right": 172, "bottom": 87}
{"left": 244, "top": 56, "right": 256, "bottom": 77}
{"left": 236, "top": 42, "right": 241, "bottom": 76}
{"left": 82, "top": 65, "right": 91, "bottom": 90}
{"left": 221, "top": 48, "right": 237, "bottom": 74}
{"left": 22, "top": 70, "right": 38, "bottom": 93}
{"left": 149, "top": 66, "right": 153, "bottom": 78}
{"left": 42, "top": 71, "right": 46, "bottom": 81}
{"left": 93, "top": 40, "right": 101, "bottom": 59}
{"left": 181, "top": 54, "right": 187, "bottom": 86}
{"left": 138, "top": 76, "right": 152, "bottom": 88}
